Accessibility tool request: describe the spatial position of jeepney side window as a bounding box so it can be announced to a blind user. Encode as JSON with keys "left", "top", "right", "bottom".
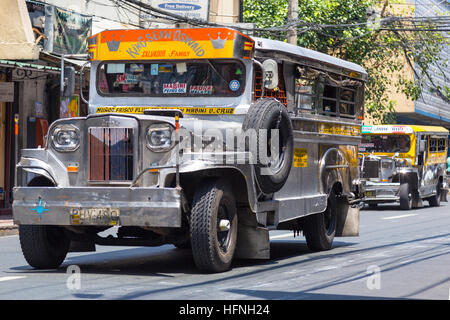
{"left": 318, "top": 83, "right": 338, "bottom": 116}
{"left": 438, "top": 138, "right": 446, "bottom": 152}
{"left": 316, "top": 76, "right": 359, "bottom": 118}
{"left": 429, "top": 138, "right": 437, "bottom": 152}
{"left": 339, "top": 87, "right": 356, "bottom": 118}
{"left": 295, "top": 77, "right": 316, "bottom": 114}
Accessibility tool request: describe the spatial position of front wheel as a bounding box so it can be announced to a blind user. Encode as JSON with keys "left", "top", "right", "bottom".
{"left": 399, "top": 183, "right": 412, "bottom": 210}
{"left": 19, "top": 225, "right": 70, "bottom": 269}
{"left": 190, "top": 179, "right": 238, "bottom": 273}
{"left": 303, "top": 188, "right": 338, "bottom": 252}
{"left": 428, "top": 181, "right": 442, "bottom": 207}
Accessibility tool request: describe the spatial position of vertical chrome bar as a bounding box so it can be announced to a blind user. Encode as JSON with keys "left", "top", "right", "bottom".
{"left": 175, "top": 115, "right": 180, "bottom": 188}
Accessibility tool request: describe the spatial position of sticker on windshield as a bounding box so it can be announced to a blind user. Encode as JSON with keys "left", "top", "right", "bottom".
{"left": 130, "top": 64, "right": 144, "bottom": 73}
{"left": 159, "top": 64, "right": 173, "bottom": 73}
{"left": 163, "top": 83, "right": 187, "bottom": 94}
{"left": 116, "top": 74, "right": 139, "bottom": 84}
{"left": 150, "top": 64, "right": 159, "bottom": 75}
{"left": 229, "top": 80, "right": 240, "bottom": 91}
{"left": 190, "top": 85, "right": 213, "bottom": 95}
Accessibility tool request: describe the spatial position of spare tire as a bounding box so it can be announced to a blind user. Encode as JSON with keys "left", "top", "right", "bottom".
{"left": 242, "top": 99, "right": 294, "bottom": 194}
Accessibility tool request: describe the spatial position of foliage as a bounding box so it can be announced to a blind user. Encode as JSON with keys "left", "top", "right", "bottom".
{"left": 243, "top": 0, "right": 449, "bottom": 124}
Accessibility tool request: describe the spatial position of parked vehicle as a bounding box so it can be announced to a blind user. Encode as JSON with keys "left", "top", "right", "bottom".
{"left": 13, "top": 27, "right": 367, "bottom": 273}
{"left": 359, "top": 125, "right": 449, "bottom": 209}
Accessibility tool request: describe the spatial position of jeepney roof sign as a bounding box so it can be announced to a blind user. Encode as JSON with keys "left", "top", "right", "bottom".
{"left": 362, "top": 125, "right": 414, "bottom": 134}
{"left": 88, "top": 27, "right": 254, "bottom": 61}
{"left": 362, "top": 125, "right": 449, "bottom": 135}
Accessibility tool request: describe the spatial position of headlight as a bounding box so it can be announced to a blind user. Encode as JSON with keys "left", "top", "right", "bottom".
{"left": 51, "top": 124, "right": 80, "bottom": 152}
{"left": 146, "top": 124, "right": 174, "bottom": 152}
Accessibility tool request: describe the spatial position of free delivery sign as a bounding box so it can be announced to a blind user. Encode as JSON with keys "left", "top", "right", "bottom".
{"left": 154, "top": 0, "right": 210, "bottom": 20}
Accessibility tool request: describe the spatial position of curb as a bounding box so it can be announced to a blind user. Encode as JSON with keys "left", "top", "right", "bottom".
{"left": 0, "top": 215, "right": 16, "bottom": 231}
{"left": 0, "top": 224, "right": 17, "bottom": 231}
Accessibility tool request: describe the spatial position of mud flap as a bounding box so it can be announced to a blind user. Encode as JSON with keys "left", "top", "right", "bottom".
{"left": 441, "top": 188, "right": 448, "bottom": 202}
{"left": 335, "top": 201, "right": 360, "bottom": 237}
{"left": 234, "top": 209, "right": 270, "bottom": 259}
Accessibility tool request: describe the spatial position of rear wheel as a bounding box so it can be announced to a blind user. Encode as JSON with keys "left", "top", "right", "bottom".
{"left": 19, "top": 225, "right": 70, "bottom": 269}
{"left": 190, "top": 179, "right": 238, "bottom": 273}
{"left": 303, "top": 188, "right": 338, "bottom": 252}
{"left": 399, "top": 183, "right": 412, "bottom": 210}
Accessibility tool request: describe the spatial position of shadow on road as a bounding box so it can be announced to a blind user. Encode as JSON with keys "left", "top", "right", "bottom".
{"left": 8, "top": 239, "right": 353, "bottom": 277}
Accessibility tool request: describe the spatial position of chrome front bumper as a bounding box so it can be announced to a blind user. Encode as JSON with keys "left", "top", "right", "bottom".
{"left": 13, "top": 186, "right": 181, "bottom": 227}
{"left": 364, "top": 182, "right": 400, "bottom": 202}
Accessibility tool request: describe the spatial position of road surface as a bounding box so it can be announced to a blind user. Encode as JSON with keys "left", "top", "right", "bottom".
{"left": 0, "top": 202, "right": 449, "bottom": 300}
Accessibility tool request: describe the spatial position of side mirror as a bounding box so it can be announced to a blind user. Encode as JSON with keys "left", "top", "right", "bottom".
{"left": 62, "top": 66, "right": 75, "bottom": 98}
{"left": 262, "top": 59, "right": 279, "bottom": 90}
{"left": 419, "top": 140, "right": 426, "bottom": 153}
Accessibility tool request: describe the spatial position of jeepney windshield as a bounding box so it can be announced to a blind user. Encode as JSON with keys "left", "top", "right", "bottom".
{"left": 359, "top": 134, "right": 411, "bottom": 153}
{"left": 97, "top": 60, "right": 245, "bottom": 97}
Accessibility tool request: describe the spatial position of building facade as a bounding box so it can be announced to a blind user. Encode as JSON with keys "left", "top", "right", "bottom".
{"left": 394, "top": 0, "right": 450, "bottom": 129}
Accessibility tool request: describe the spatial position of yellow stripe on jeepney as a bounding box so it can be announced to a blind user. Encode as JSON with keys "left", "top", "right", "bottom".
{"left": 96, "top": 106, "right": 235, "bottom": 115}
{"left": 429, "top": 152, "right": 447, "bottom": 164}
{"left": 318, "top": 123, "right": 361, "bottom": 136}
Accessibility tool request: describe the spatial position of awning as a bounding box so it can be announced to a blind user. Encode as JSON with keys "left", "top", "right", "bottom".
{"left": 0, "top": 59, "right": 60, "bottom": 74}
{"left": 0, "top": 0, "right": 39, "bottom": 60}
{"left": 0, "top": 52, "right": 90, "bottom": 74}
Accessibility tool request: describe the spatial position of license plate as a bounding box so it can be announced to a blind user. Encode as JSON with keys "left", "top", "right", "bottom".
{"left": 70, "top": 207, "right": 120, "bottom": 225}
{"left": 365, "top": 191, "right": 375, "bottom": 197}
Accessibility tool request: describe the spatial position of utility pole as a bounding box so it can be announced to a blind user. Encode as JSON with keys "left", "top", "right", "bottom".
{"left": 287, "top": 0, "right": 298, "bottom": 45}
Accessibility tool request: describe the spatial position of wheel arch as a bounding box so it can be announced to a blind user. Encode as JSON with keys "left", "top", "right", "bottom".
{"left": 166, "top": 167, "right": 254, "bottom": 211}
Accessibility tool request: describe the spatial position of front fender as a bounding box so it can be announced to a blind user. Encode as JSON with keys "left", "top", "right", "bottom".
{"left": 17, "top": 149, "right": 69, "bottom": 187}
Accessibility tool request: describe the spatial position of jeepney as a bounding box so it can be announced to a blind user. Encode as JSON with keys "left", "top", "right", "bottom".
{"left": 13, "top": 27, "right": 367, "bottom": 273}
{"left": 359, "top": 125, "right": 449, "bottom": 209}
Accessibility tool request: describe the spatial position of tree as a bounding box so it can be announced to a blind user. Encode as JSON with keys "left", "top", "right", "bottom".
{"left": 243, "top": 0, "right": 449, "bottom": 124}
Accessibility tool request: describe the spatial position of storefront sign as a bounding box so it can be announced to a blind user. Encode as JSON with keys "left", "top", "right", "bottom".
{"left": 0, "top": 82, "right": 14, "bottom": 102}
{"left": 152, "top": 0, "right": 209, "bottom": 21}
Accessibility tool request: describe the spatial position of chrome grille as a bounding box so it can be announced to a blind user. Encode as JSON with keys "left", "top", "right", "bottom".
{"left": 363, "top": 160, "right": 379, "bottom": 179}
{"left": 88, "top": 127, "right": 133, "bottom": 181}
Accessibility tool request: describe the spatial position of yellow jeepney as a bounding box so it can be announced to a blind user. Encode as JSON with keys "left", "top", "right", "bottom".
{"left": 359, "top": 125, "right": 449, "bottom": 209}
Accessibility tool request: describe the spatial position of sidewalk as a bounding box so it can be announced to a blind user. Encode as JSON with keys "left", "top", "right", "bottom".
{"left": 0, "top": 214, "right": 16, "bottom": 231}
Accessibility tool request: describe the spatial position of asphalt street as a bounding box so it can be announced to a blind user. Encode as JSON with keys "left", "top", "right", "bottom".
{"left": 0, "top": 202, "right": 449, "bottom": 300}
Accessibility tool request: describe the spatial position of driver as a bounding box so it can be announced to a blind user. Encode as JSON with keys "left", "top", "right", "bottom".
{"left": 396, "top": 135, "right": 410, "bottom": 152}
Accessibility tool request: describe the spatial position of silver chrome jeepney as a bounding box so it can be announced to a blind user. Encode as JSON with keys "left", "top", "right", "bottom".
{"left": 13, "top": 27, "right": 367, "bottom": 273}
{"left": 359, "top": 125, "right": 448, "bottom": 210}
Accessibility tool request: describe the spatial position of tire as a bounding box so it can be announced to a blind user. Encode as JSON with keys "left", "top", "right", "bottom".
{"left": 399, "top": 183, "right": 412, "bottom": 210}
{"left": 19, "top": 225, "right": 70, "bottom": 269}
{"left": 303, "top": 188, "right": 338, "bottom": 252}
{"left": 428, "top": 181, "right": 442, "bottom": 207}
{"left": 190, "top": 179, "right": 238, "bottom": 273}
{"left": 242, "top": 99, "right": 294, "bottom": 194}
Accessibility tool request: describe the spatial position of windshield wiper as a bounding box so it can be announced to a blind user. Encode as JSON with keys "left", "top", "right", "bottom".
{"left": 206, "top": 59, "right": 228, "bottom": 85}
